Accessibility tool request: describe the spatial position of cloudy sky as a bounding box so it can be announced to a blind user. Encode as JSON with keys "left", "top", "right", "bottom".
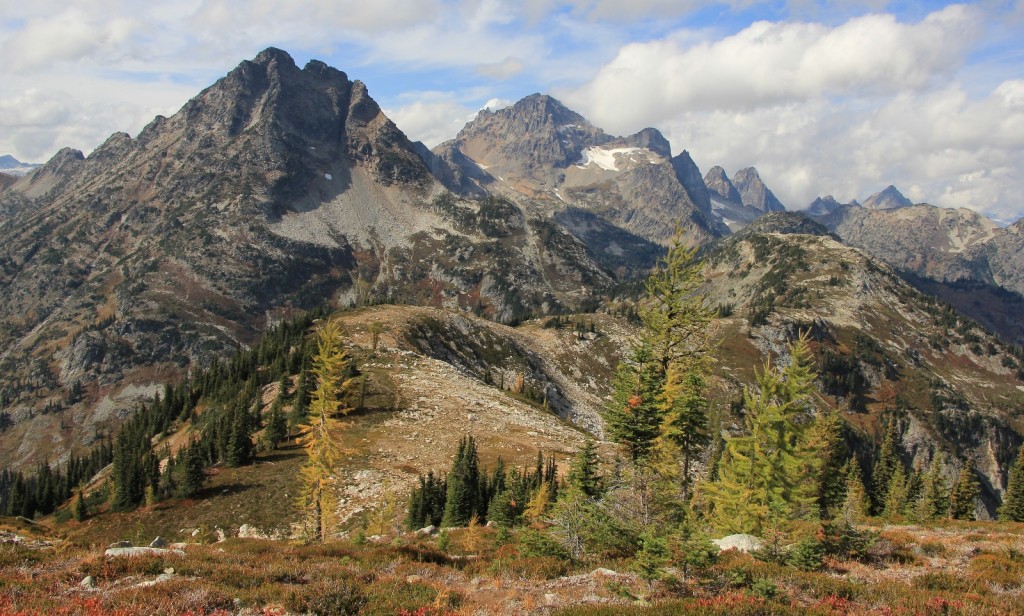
{"left": 2, "top": 1, "right": 1023, "bottom": 221}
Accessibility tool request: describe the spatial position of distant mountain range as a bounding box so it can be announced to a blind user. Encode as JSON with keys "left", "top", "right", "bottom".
{"left": 0, "top": 155, "right": 41, "bottom": 176}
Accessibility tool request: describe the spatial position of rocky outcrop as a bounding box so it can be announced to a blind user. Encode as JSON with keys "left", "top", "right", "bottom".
{"left": 732, "top": 167, "right": 786, "bottom": 213}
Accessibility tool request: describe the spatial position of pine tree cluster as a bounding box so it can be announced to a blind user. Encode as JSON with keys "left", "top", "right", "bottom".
{"left": 405, "top": 436, "right": 565, "bottom": 531}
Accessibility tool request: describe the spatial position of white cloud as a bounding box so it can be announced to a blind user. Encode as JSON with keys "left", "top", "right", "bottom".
{"left": 384, "top": 94, "right": 480, "bottom": 147}
{"left": 476, "top": 56, "right": 526, "bottom": 79}
{"left": 565, "top": 5, "right": 981, "bottom": 133}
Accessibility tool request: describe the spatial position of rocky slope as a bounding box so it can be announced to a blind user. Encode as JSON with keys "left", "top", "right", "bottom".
{"left": 702, "top": 215, "right": 1024, "bottom": 516}
{"left": 812, "top": 203, "right": 1024, "bottom": 342}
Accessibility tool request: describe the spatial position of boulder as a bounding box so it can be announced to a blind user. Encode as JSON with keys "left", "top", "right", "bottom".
{"left": 149, "top": 536, "right": 168, "bottom": 548}
{"left": 108, "top": 541, "right": 132, "bottom": 549}
{"left": 79, "top": 576, "right": 97, "bottom": 590}
{"left": 415, "top": 525, "right": 437, "bottom": 536}
{"left": 712, "top": 534, "right": 764, "bottom": 553}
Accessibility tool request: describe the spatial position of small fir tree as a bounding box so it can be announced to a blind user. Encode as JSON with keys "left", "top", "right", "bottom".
{"left": 603, "top": 341, "right": 664, "bottom": 463}
{"left": 913, "top": 455, "right": 948, "bottom": 522}
{"left": 949, "top": 460, "right": 980, "bottom": 520}
{"left": 1000, "top": 446, "right": 1024, "bottom": 522}
{"left": 871, "top": 419, "right": 901, "bottom": 515}
{"left": 882, "top": 469, "right": 909, "bottom": 521}
{"left": 567, "top": 440, "right": 602, "bottom": 498}
{"left": 441, "top": 435, "right": 481, "bottom": 527}
{"left": 72, "top": 489, "right": 87, "bottom": 522}
{"left": 840, "top": 459, "right": 870, "bottom": 524}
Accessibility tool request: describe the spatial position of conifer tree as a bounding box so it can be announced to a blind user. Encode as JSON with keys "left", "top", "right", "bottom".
{"left": 567, "top": 440, "right": 602, "bottom": 498}
{"left": 441, "top": 435, "right": 481, "bottom": 527}
{"left": 297, "top": 320, "right": 352, "bottom": 542}
{"left": 913, "top": 455, "right": 948, "bottom": 522}
{"left": 949, "top": 459, "right": 980, "bottom": 520}
{"left": 704, "top": 335, "right": 820, "bottom": 534}
{"left": 72, "top": 489, "right": 87, "bottom": 522}
{"left": 882, "top": 469, "right": 909, "bottom": 521}
{"left": 178, "top": 444, "right": 207, "bottom": 497}
{"left": 264, "top": 394, "right": 288, "bottom": 449}
{"left": 657, "top": 367, "right": 710, "bottom": 502}
{"left": 1000, "top": 446, "right": 1024, "bottom": 522}
{"left": 871, "top": 419, "right": 901, "bottom": 514}
{"left": 604, "top": 342, "right": 664, "bottom": 463}
{"left": 840, "top": 459, "right": 870, "bottom": 524}
{"left": 640, "top": 232, "right": 713, "bottom": 377}
{"left": 226, "top": 405, "right": 255, "bottom": 467}
{"left": 798, "top": 409, "right": 847, "bottom": 519}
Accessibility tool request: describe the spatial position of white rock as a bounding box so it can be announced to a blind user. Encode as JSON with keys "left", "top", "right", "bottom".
{"left": 713, "top": 533, "right": 764, "bottom": 553}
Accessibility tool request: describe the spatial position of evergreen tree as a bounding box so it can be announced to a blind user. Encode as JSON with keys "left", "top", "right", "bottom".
{"left": 226, "top": 404, "right": 255, "bottom": 467}
{"left": 405, "top": 471, "right": 447, "bottom": 530}
{"left": 949, "top": 460, "right": 980, "bottom": 520}
{"left": 441, "top": 435, "right": 482, "bottom": 527}
{"left": 178, "top": 444, "right": 207, "bottom": 497}
{"left": 640, "top": 232, "right": 713, "bottom": 377}
{"left": 799, "top": 409, "right": 847, "bottom": 519}
{"left": 567, "top": 440, "right": 602, "bottom": 498}
{"left": 913, "top": 455, "right": 948, "bottom": 522}
{"left": 297, "top": 321, "right": 352, "bottom": 542}
{"left": 604, "top": 341, "right": 664, "bottom": 463}
{"left": 264, "top": 395, "right": 288, "bottom": 450}
{"left": 840, "top": 459, "right": 870, "bottom": 524}
{"left": 882, "top": 469, "right": 909, "bottom": 521}
{"left": 657, "top": 367, "right": 710, "bottom": 502}
{"left": 704, "top": 334, "right": 821, "bottom": 534}
{"left": 72, "top": 489, "right": 87, "bottom": 522}
{"left": 871, "top": 419, "right": 901, "bottom": 515}
{"left": 1000, "top": 446, "right": 1024, "bottom": 522}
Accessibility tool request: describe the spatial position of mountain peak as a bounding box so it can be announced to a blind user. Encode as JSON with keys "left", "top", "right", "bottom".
{"left": 862, "top": 185, "right": 912, "bottom": 210}
{"left": 732, "top": 167, "right": 786, "bottom": 212}
{"left": 252, "top": 47, "right": 296, "bottom": 68}
{"left": 704, "top": 166, "right": 741, "bottom": 204}
{"left": 625, "top": 127, "right": 671, "bottom": 158}
{"left": 806, "top": 195, "right": 846, "bottom": 216}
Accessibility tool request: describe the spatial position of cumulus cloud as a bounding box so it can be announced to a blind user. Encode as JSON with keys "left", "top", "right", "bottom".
{"left": 565, "top": 5, "right": 982, "bottom": 132}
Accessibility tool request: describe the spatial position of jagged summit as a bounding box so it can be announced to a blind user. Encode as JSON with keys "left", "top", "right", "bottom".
{"left": 704, "top": 166, "right": 742, "bottom": 205}
{"left": 862, "top": 184, "right": 913, "bottom": 210}
{"left": 732, "top": 167, "right": 786, "bottom": 213}
{"left": 701, "top": 165, "right": 784, "bottom": 232}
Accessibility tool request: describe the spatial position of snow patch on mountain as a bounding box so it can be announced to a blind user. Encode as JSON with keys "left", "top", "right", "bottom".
{"left": 576, "top": 146, "right": 662, "bottom": 172}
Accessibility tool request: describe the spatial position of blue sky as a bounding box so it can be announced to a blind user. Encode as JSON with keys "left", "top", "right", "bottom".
{"left": 2, "top": 1, "right": 1023, "bottom": 220}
